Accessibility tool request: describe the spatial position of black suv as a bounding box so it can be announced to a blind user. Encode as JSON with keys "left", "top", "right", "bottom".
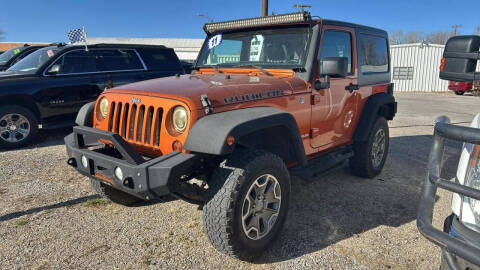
{"left": 0, "top": 43, "right": 183, "bottom": 149}
{"left": 0, "top": 44, "right": 46, "bottom": 71}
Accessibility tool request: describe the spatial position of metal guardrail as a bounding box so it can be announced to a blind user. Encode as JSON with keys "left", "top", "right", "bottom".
{"left": 417, "top": 116, "right": 480, "bottom": 268}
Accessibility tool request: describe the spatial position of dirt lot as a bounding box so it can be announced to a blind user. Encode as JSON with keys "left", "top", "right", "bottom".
{"left": 0, "top": 92, "right": 478, "bottom": 270}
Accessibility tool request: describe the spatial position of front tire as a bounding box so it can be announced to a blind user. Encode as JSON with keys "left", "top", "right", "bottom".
{"left": 90, "top": 178, "right": 141, "bottom": 206}
{"left": 349, "top": 117, "right": 389, "bottom": 178}
{"left": 454, "top": 91, "right": 465, "bottom": 95}
{"left": 203, "top": 149, "right": 290, "bottom": 260}
{"left": 0, "top": 105, "right": 38, "bottom": 149}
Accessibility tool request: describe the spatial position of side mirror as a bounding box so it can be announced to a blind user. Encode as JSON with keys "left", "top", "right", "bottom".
{"left": 47, "top": 64, "right": 61, "bottom": 74}
{"left": 320, "top": 57, "right": 348, "bottom": 77}
{"left": 440, "top": 35, "right": 480, "bottom": 82}
{"left": 315, "top": 57, "right": 348, "bottom": 90}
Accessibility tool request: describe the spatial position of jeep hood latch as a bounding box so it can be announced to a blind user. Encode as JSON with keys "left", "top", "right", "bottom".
{"left": 201, "top": 94, "right": 213, "bottom": 115}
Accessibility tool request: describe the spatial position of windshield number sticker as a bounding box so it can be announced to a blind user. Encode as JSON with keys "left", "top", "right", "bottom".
{"left": 47, "top": 50, "right": 54, "bottom": 57}
{"left": 208, "top": 34, "right": 222, "bottom": 50}
{"left": 13, "top": 49, "right": 21, "bottom": 55}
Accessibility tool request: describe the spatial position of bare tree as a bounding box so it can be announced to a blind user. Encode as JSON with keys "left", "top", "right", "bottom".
{"left": 389, "top": 30, "right": 404, "bottom": 45}
{"left": 426, "top": 31, "right": 453, "bottom": 45}
{"left": 405, "top": 31, "right": 425, "bottom": 43}
{"left": 0, "top": 29, "right": 4, "bottom": 41}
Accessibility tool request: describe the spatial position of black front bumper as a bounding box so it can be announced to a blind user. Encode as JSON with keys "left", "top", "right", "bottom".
{"left": 417, "top": 116, "right": 480, "bottom": 268}
{"left": 65, "top": 126, "right": 198, "bottom": 200}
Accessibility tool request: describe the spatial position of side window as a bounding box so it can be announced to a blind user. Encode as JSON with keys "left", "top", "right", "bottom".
{"left": 320, "top": 31, "right": 353, "bottom": 74}
{"left": 137, "top": 48, "right": 181, "bottom": 70}
{"left": 95, "top": 49, "right": 144, "bottom": 72}
{"left": 359, "top": 34, "right": 389, "bottom": 74}
{"left": 54, "top": 50, "right": 97, "bottom": 74}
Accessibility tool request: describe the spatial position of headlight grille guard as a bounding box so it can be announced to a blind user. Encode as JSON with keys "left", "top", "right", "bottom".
{"left": 418, "top": 116, "right": 480, "bottom": 268}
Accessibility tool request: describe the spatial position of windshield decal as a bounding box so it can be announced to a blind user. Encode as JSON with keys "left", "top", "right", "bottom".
{"left": 207, "top": 34, "right": 222, "bottom": 50}
{"left": 47, "top": 50, "right": 54, "bottom": 57}
{"left": 13, "top": 49, "right": 21, "bottom": 55}
{"left": 249, "top": 35, "right": 264, "bottom": 61}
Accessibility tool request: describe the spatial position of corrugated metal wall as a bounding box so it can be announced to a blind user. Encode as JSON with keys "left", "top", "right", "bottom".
{"left": 390, "top": 43, "right": 449, "bottom": 92}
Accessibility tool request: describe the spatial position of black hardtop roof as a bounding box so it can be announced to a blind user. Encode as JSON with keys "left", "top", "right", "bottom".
{"left": 320, "top": 19, "right": 388, "bottom": 36}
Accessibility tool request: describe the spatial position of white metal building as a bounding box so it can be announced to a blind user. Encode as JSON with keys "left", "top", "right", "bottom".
{"left": 390, "top": 43, "right": 448, "bottom": 92}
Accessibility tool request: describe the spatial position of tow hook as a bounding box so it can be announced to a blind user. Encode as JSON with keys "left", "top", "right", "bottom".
{"left": 67, "top": 158, "right": 77, "bottom": 168}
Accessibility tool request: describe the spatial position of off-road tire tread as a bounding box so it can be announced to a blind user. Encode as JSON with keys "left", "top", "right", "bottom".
{"left": 350, "top": 117, "right": 389, "bottom": 178}
{"left": 203, "top": 149, "right": 289, "bottom": 260}
{"left": 90, "top": 178, "right": 141, "bottom": 206}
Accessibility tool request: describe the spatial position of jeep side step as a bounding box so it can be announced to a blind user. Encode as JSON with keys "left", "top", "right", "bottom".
{"left": 289, "top": 146, "right": 353, "bottom": 182}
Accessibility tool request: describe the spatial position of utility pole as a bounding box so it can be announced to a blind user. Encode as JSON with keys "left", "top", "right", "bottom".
{"left": 262, "top": 0, "right": 268, "bottom": 17}
{"left": 293, "top": 4, "right": 312, "bottom": 12}
{"left": 452, "top": 24, "right": 462, "bottom": 36}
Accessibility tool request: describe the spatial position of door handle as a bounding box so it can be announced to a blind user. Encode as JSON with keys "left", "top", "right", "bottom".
{"left": 345, "top": 83, "right": 360, "bottom": 92}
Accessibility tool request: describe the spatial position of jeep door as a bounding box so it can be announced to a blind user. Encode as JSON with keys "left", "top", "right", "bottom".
{"left": 39, "top": 49, "right": 105, "bottom": 124}
{"left": 310, "top": 26, "right": 359, "bottom": 149}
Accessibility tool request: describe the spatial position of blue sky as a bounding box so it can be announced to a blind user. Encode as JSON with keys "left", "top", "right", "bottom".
{"left": 0, "top": 0, "right": 477, "bottom": 42}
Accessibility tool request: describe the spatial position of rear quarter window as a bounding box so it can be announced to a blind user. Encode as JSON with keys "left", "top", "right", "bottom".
{"left": 359, "top": 34, "right": 389, "bottom": 74}
{"left": 138, "top": 48, "right": 181, "bottom": 70}
{"left": 95, "top": 49, "right": 144, "bottom": 71}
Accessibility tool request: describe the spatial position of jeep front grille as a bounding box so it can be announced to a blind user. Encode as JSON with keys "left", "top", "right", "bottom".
{"left": 108, "top": 101, "right": 164, "bottom": 147}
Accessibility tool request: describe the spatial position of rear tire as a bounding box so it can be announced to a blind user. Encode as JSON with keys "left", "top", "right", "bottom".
{"left": 454, "top": 91, "right": 465, "bottom": 95}
{"left": 90, "top": 178, "right": 141, "bottom": 206}
{"left": 203, "top": 149, "right": 290, "bottom": 260}
{"left": 0, "top": 105, "right": 38, "bottom": 149}
{"left": 349, "top": 117, "right": 389, "bottom": 178}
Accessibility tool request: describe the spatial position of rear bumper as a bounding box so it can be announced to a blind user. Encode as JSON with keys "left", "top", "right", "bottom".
{"left": 65, "top": 126, "right": 198, "bottom": 200}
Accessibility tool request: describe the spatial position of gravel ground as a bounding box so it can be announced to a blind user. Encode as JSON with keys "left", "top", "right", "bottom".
{"left": 0, "top": 92, "right": 478, "bottom": 270}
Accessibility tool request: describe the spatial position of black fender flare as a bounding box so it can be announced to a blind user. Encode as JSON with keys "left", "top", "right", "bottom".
{"left": 353, "top": 93, "right": 397, "bottom": 142}
{"left": 75, "top": 101, "right": 95, "bottom": 127}
{"left": 184, "top": 107, "right": 307, "bottom": 166}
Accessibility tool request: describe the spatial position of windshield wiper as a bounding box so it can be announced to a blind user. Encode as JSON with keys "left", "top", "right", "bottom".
{"left": 231, "top": 65, "right": 273, "bottom": 76}
{"left": 292, "top": 67, "right": 306, "bottom": 73}
{"left": 194, "top": 65, "right": 223, "bottom": 74}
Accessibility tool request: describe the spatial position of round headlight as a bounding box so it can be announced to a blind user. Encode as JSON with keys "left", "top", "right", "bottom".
{"left": 99, "top": 97, "right": 109, "bottom": 119}
{"left": 172, "top": 106, "right": 188, "bottom": 133}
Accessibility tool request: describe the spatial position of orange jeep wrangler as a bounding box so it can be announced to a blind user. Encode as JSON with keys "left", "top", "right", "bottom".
{"left": 65, "top": 12, "right": 396, "bottom": 259}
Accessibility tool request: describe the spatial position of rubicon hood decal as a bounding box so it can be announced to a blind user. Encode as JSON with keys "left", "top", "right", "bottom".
{"left": 223, "top": 89, "right": 285, "bottom": 104}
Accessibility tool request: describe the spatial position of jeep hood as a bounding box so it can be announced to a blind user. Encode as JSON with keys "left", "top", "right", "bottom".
{"left": 105, "top": 73, "right": 309, "bottom": 109}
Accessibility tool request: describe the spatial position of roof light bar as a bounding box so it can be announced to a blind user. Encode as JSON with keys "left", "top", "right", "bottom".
{"left": 204, "top": 12, "right": 312, "bottom": 34}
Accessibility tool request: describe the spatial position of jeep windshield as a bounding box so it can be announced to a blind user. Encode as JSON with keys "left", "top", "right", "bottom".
{"left": 0, "top": 46, "right": 27, "bottom": 65}
{"left": 196, "top": 26, "right": 311, "bottom": 70}
{"left": 7, "top": 46, "right": 60, "bottom": 74}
